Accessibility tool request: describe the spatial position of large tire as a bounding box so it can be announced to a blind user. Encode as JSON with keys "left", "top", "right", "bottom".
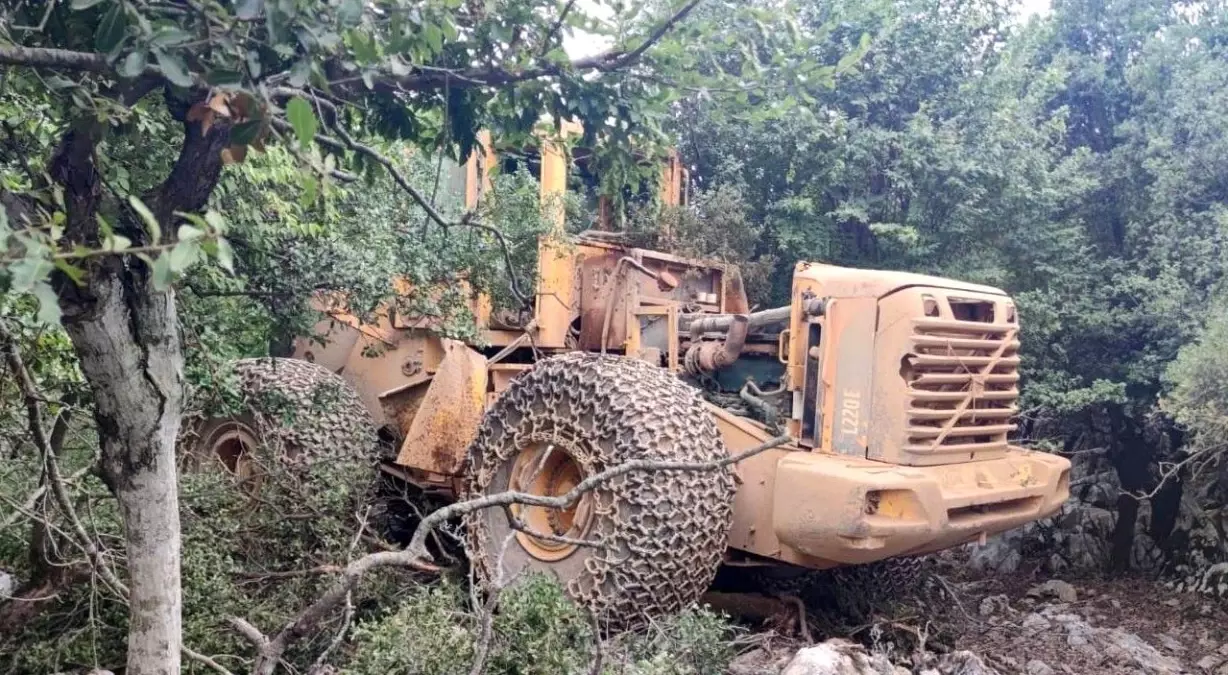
{"left": 179, "top": 357, "right": 377, "bottom": 478}
{"left": 464, "top": 352, "right": 735, "bottom": 629}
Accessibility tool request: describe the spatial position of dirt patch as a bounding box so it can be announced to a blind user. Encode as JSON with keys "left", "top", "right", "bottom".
{"left": 926, "top": 557, "right": 1228, "bottom": 674}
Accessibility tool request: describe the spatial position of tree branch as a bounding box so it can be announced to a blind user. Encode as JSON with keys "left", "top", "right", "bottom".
{"left": 0, "top": 0, "right": 704, "bottom": 104}
{"left": 0, "top": 319, "right": 129, "bottom": 600}
{"left": 0, "top": 44, "right": 112, "bottom": 73}
{"left": 406, "top": 434, "right": 791, "bottom": 559}
{"left": 273, "top": 99, "right": 533, "bottom": 308}
{"left": 539, "top": 0, "right": 579, "bottom": 57}
{"left": 229, "top": 435, "right": 790, "bottom": 674}
{"left": 600, "top": 0, "right": 704, "bottom": 72}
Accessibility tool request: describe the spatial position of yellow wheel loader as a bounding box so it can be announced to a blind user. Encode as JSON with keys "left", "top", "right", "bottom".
{"left": 185, "top": 123, "right": 1070, "bottom": 628}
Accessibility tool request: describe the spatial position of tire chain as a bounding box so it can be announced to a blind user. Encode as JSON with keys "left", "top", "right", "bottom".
{"left": 748, "top": 555, "right": 932, "bottom": 618}
{"left": 180, "top": 357, "right": 378, "bottom": 469}
{"left": 463, "top": 352, "right": 736, "bottom": 629}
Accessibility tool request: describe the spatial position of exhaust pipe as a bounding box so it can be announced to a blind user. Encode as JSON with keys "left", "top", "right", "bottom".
{"left": 684, "top": 314, "right": 749, "bottom": 374}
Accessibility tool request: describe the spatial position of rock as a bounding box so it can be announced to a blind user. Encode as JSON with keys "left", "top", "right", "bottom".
{"left": 1198, "top": 655, "right": 1225, "bottom": 671}
{"left": 1163, "top": 598, "right": 1181, "bottom": 607}
{"left": 1026, "top": 661, "right": 1055, "bottom": 675}
{"left": 1031, "top": 605, "right": 1183, "bottom": 674}
{"left": 0, "top": 569, "right": 13, "bottom": 598}
{"left": 1193, "top": 563, "right": 1228, "bottom": 599}
{"left": 1101, "top": 626, "right": 1183, "bottom": 673}
{"left": 968, "top": 531, "right": 1024, "bottom": 574}
{"left": 1156, "top": 634, "right": 1186, "bottom": 653}
{"left": 730, "top": 646, "right": 795, "bottom": 675}
{"left": 1027, "top": 579, "right": 1078, "bottom": 603}
{"left": 1021, "top": 613, "right": 1051, "bottom": 634}
{"left": 1069, "top": 448, "right": 1121, "bottom": 507}
{"left": 935, "top": 651, "right": 1001, "bottom": 675}
{"left": 978, "top": 594, "right": 1011, "bottom": 617}
{"left": 780, "top": 640, "right": 897, "bottom": 675}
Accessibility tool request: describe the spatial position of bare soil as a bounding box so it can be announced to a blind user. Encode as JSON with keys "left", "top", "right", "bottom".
{"left": 924, "top": 557, "right": 1228, "bottom": 674}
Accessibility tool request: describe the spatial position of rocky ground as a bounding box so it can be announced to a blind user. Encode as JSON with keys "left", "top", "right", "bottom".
{"left": 717, "top": 444, "right": 1228, "bottom": 675}
{"left": 725, "top": 550, "right": 1228, "bottom": 675}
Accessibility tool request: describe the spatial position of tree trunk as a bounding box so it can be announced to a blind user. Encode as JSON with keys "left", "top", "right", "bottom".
{"left": 63, "top": 268, "right": 184, "bottom": 675}
{"left": 47, "top": 98, "right": 228, "bottom": 675}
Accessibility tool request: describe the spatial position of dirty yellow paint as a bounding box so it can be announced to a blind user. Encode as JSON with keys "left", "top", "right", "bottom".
{"left": 395, "top": 340, "right": 488, "bottom": 475}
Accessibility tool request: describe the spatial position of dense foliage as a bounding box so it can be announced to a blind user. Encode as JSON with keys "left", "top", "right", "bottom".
{"left": 674, "top": 0, "right": 1228, "bottom": 566}
{"left": 6, "top": 0, "right": 1228, "bottom": 670}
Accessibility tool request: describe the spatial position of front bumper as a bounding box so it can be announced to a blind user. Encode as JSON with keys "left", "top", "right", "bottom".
{"left": 770, "top": 446, "right": 1070, "bottom": 565}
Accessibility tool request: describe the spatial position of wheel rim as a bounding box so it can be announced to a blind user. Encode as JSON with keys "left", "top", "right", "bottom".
{"left": 206, "top": 421, "right": 261, "bottom": 485}
{"left": 508, "top": 442, "right": 593, "bottom": 562}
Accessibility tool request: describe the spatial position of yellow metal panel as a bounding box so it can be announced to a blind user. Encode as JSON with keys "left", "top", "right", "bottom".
{"left": 534, "top": 123, "right": 580, "bottom": 348}
{"left": 394, "top": 340, "right": 489, "bottom": 475}
{"left": 465, "top": 131, "right": 496, "bottom": 331}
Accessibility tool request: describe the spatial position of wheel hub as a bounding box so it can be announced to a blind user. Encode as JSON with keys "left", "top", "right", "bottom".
{"left": 508, "top": 442, "right": 593, "bottom": 561}
{"left": 206, "top": 421, "right": 261, "bottom": 486}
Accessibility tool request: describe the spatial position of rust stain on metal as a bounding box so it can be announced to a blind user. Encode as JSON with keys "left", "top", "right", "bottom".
{"left": 394, "top": 340, "right": 488, "bottom": 475}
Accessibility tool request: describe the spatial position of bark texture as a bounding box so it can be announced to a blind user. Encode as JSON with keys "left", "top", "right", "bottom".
{"left": 64, "top": 270, "right": 184, "bottom": 675}
{"left": 47, "top": 102, "right": 229, "bottom": 675}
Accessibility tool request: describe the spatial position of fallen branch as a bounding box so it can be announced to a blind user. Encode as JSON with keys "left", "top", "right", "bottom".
{"left": 0, "top": 321, "right": 234, "bottom": 675}
{"left": 407, "top": 434, "right": 791, "bottom": 560}
{"left": 0, "top": 321, "right": 128, "bottom": 600}
{"left": 231, "top": 434, "right": 791, "bottom": 674}
{"left": 0, "top": 460, "right": 94, "bottom": 531}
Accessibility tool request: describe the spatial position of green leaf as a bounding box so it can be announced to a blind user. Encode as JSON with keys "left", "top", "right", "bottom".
{"left": 168, "top": 239, "right": 200, "bottom": 273}
{"left": 127, "top": 195, "right": 161, "bottom": 243}
{"left": 10, "top": 257, "right": 53, "bottom": 292}
{"left": 246, "top": 50, "right": 262, "bottom": 78}
{"left": 349, "top": 30, "right": 378, "bottom": 63}
{"left": 177, "top": 224, "right": 205, "bottom": 241}
{"left": 423, "top": 24, "right": 443, "bottom": 54}
{"left": 106, "top": 234, "right": 132, "bottom": 252}
{"left": 285, "top": 97, "right": 317, "bottom": 150}
{"left": 216, "top": 237, "right": 235, "bottom": 273}
{"left": 151, "top": 28, "right": 194, "bottom": 47}
{"left": 72, "top": 0, "right": 110, "bottom": 10}
{"left": 235, "top": 0, "right": 263, "bottom": 20}
{"left": 300, "top": 174, "right": 318, "bottom": 207}
{"left": 151, "top": 253, "right": 173, "bottom": 291}
{"left": 230, "top": 119, "right": 262, "bottom": 146}
{"left": 53, "top": 258, "right": 85, "bottom": 285}
{"left": 338, "top": 0, "right": 363, "bottom": 26}
{"left": 289, "top": 59, "right": 311, "bottom": 88}
{"left": 95, "top": 3, "right": 128, "bottom": 53}
{"left": 119, "top": 50, "right": 147, "bottom": 78}
{"left": 32, "top": 282, "right": 61, "bottom": 326}
{"left": 47, "top": 75, "right": 77, "bottom": 90}
{"left": 153, "top": 49, "right": 194, "bottom": 87}
{"left": 204, "top": 211, "right": 227, "bottom": 234}
{"left": 206, "top": 68, "right": 244, "bottom": 86}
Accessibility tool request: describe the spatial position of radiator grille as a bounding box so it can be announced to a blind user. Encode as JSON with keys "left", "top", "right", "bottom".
{"left": 904, "top": 314, "right": 1019, "bottom": 460}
